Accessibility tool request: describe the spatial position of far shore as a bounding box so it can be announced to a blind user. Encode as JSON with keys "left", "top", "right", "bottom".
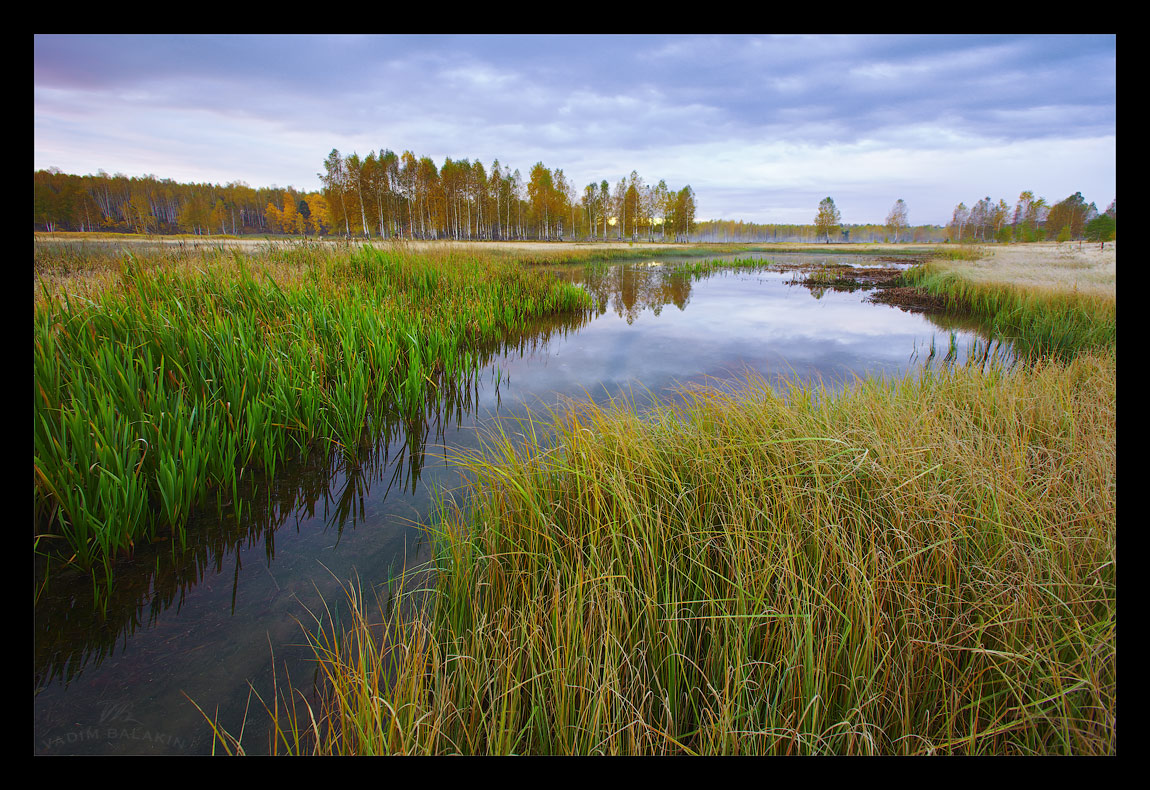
{"left": 35, "top": 232, "right": 1114, "bottom": 297}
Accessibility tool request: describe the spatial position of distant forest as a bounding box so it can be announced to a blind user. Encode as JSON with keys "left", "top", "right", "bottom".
{"left": 33, "top": 151, "right": 1114, "bottom": 245}
{"left": 33, "top": 149, "right": 700, "bottom": 243}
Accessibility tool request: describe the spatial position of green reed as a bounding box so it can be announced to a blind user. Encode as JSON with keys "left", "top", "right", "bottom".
{"left": 902, "top": 261, "right": 1116, "bottom": 359}
{"left": 929, "top": 245, "right": 986, "bottom": 262}
{"left": 34, "top": 244, "right": 591, "bottom": 580}
{"left": 672, "top": 257, "right": 777, "bottom": 276}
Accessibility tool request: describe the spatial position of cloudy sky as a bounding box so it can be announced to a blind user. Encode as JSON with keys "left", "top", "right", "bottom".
{"left": 34, "top": 34, "right": 1116, "bottom": 226}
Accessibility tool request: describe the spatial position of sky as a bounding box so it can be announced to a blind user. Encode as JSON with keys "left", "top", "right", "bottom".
{"left": 34, "top": 34, "right": 1116, "bottom": 226}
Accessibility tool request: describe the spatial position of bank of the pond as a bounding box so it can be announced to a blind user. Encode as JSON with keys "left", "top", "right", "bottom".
{"left": 900, "top": 259, "right": 1115, "bottom": 359}
{"left": 224, "top": 252, "right": 1116, "bottom": 756}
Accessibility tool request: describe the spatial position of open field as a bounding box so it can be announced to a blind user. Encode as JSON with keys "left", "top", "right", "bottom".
{"left": 37, "top": 231, "right": 1112, "bottom": 276}
{"left": 32, "top": 231, "right": 954, "bottom": 257}
{"left": 33, "top": 232, "right": 695, "bottom": 255}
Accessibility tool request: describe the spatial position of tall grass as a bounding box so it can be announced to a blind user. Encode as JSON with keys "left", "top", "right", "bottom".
{"left": 33, "top": 244, "right": 591, "bottom": 582}
{"left": 671, "top": 257, "right": 777, "bottom": 276}
{"left": 903, "top": 260, "right": 1116, "bottom": 358}
{"left": 929, "top": 245, "right": 986, "bottom": 262}
{"left": 246, "top": 343, "right": 1115, "bottom": 755}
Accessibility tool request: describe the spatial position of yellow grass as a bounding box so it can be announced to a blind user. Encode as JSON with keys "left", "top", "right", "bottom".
{"left": 927, "top": 242, "right": 1116, "bottom": 298}
{"left": 33, "top": 232, "right": 687, "bottom": 255}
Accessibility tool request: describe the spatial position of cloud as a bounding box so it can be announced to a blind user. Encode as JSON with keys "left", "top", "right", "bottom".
{"left": 34, "top": 34, "right": 1115, "bottom": 224}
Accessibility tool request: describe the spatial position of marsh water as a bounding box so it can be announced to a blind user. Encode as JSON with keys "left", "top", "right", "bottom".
{"left": 34, "top": 253, "right": 1002, "bottom": 754}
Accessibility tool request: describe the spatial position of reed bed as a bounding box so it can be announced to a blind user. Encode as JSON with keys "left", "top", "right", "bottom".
{"left": 671, "top": 257, "right": 777, "bottom": 276}
{"left": 33, "top": 243, "right": 591, "bottom": 581}
{"left": 903, "top": 260, "right": 1116, "bottom": 358}
{"left": 246, "top": 343, "right": 1115, "bottom": 755}
{"left": 929, "top": 245, "right": 987, "bottom": 262}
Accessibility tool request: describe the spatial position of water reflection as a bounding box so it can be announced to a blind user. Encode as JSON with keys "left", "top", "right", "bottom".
{"left": 565, "top": 262, "right": 695, "bottom": 322}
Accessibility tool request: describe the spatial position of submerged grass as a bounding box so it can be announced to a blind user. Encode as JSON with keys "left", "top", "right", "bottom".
{"left": 33, "top": 243, "right": 591, "bottom": 581}
{"left": 248, "top": 339, "right": 1115, "bottom": 754}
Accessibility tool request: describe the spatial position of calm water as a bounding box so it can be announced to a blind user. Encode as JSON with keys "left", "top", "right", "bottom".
{"left": 34, "top": 254, "right": 1000, "bottom": 754}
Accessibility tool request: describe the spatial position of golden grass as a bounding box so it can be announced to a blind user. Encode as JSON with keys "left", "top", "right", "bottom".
{"left": 237, "top": 343, "right": 1115, "bottom": 755}
{"left": 925, "top": 242, "right": 1116, "bottom": 298}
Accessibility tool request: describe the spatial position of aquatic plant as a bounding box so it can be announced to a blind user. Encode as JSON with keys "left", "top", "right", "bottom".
{"left": 930, "top": 245, "right": 986, "bottom": 262}
{"left": 671, "top": 256, "right": 777, "bottom": 276}
{"left": 33, "top": 244, "right": 592, "bottom": 582}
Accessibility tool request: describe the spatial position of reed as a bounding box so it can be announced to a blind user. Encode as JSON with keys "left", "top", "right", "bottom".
{"left": 672, "top": 257, "right": 777, "bottom": 276}
{"left": 902, "top": 260, "right": 1116, "bottom": 358}
{"left": 34, "top": 243, "right": 592, "bottom": 578}
{"left": 929, "top": 245, "right": 986, "bottom": 262}
{"left": 258, "top": 343, "right": 1115, "bottom": 755}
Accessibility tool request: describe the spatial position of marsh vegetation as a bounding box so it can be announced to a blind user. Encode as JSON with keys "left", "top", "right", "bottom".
{"left": 34, "top": 241, "right": 593, "bottom": 582}
{"left": 34, "top": 238, "right": 1115, "bottom": 755}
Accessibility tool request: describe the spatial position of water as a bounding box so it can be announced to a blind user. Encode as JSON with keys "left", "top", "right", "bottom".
{"left": 33, "top": 253, "right": 1000, "bottom": 754}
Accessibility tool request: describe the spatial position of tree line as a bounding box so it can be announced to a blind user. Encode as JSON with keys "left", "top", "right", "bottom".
{"left": 692, "top": 218, "right": 948, "bottom": 244}
{"left": 693, "top": 197, "right": 939, "bottom": 244}
{"left": 33, "top": 162, "right": 1114, "bottom": 248}
{"left": 32, "top": 150, "right": 700, "bottom": 242}
{"left": 699, "top": 191, "right": 1114, "bottom": 246}
{"left": 32, "top": 168, "right": 326, "bottom": 236}
{"left": 946, "top": 191, "right": 1116, "bottom": 244}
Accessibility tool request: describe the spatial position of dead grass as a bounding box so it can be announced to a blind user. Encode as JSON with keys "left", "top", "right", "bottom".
{"left": 927, "top": 242, "right": 1116, "bottom": 298}
{"left": 33, "top": 232, "right": 687, "bottom": 255}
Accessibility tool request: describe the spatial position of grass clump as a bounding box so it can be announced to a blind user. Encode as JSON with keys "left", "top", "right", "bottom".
{"left": 254, "top": 346, "right": 1115, "bottom": 755}
{"left": 930, "top": 245, "right": 986, "bottom": 262}
{"left": 903, "top": 260, "right": 1115, "bottom": 359}
{"left": 672, "top": 257, "right": 776, "bottom": 276}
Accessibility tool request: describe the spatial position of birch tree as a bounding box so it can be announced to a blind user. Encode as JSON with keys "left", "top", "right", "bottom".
{"left": 320, "top": 149, "right": 351, "bottom": 236}
{"left": 814, "top": 197, "right": 841, "bottom": 243}
{"left": 884, "top": 199, "right": 908, "bottom": 242}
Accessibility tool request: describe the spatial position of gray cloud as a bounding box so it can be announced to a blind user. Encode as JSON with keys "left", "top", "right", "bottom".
{"left": 34, "top": 34, "right": 1115, "bottom": 224}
